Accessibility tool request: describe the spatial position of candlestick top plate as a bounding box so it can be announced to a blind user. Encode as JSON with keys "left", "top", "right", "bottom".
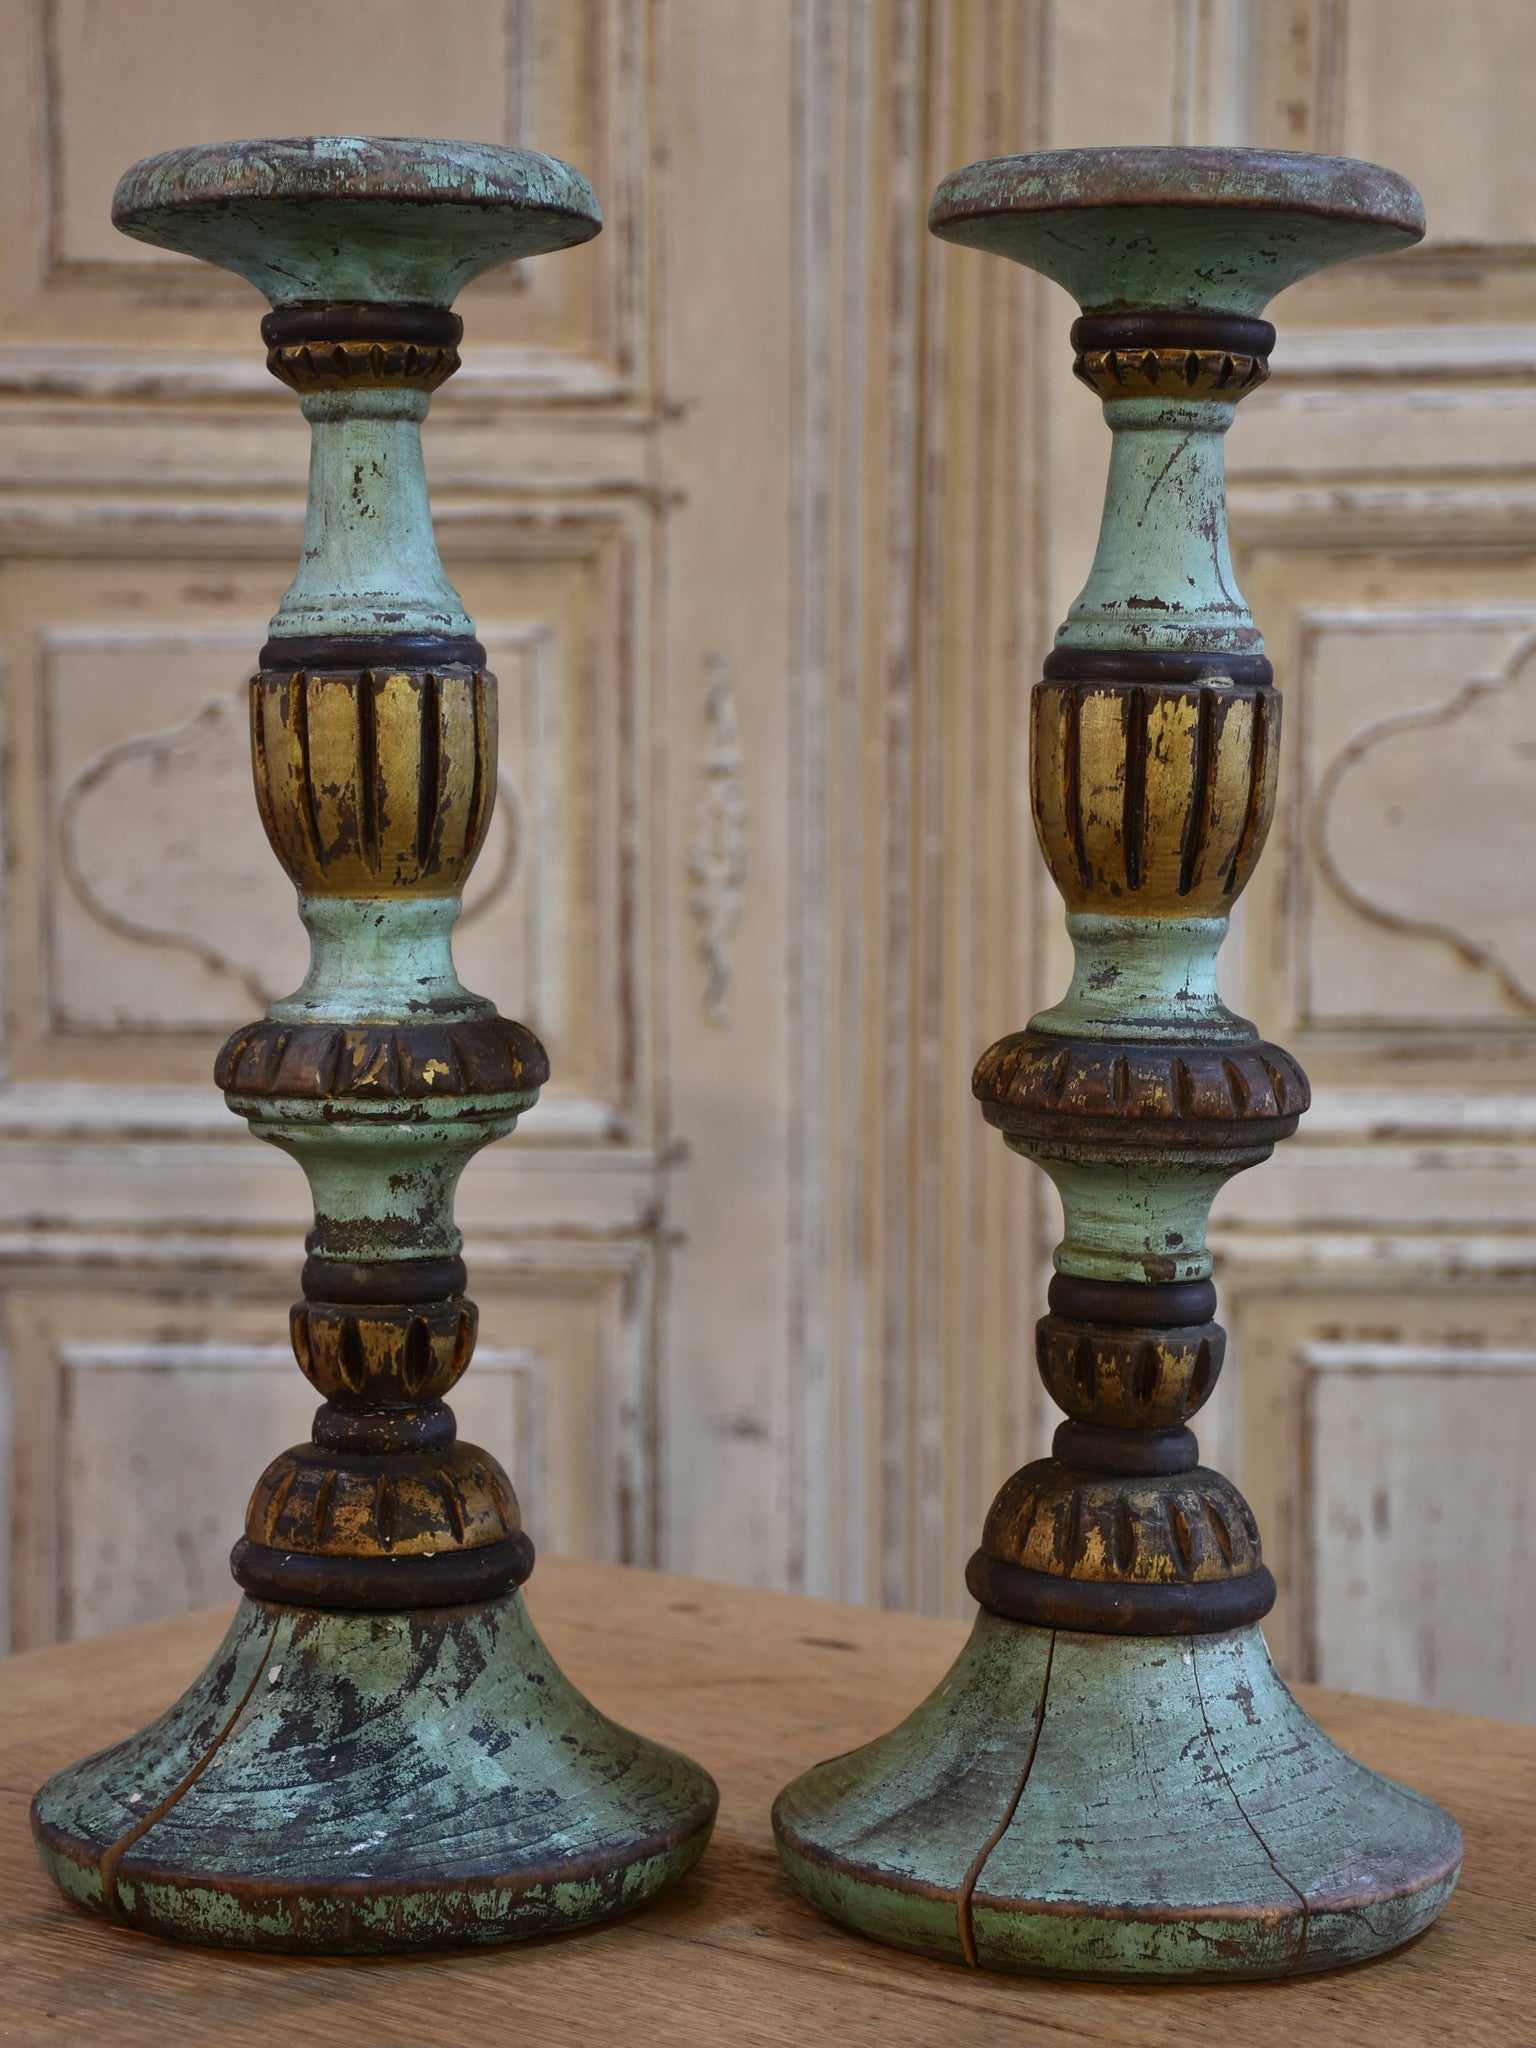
{"left": 929, "top": 145, "right": 1424, "bottom": 314}
{"left": 111, "top": 135, "right": 602, "bottom": 306}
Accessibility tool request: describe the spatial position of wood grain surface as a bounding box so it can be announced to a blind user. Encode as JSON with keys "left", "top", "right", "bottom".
{"left": 1, "top": 1559, "right": 1529, "bottom": 2045}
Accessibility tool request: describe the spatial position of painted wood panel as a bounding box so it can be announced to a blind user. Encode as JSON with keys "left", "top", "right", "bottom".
{"left": 1305, "top": 1344, "right": 1536, "bottom": 1720}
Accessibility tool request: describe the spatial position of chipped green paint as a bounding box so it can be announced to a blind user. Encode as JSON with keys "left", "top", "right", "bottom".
{"left": 244, "top": 1113, "right": 520, "bottom": 1268}
{"left": 927, "top": 146, "right": 1425, "bottom": 314}
{"left": 940, "top": 149, "right": 1420, "bottom": 1289}
{"left": 35, "top": 1593, "right": 716, "bottom": 1953}
{"left": 111, "top": 136, "right": 601, "bottom": 655}
{"left": 775, "top": 1614, "right": 1460, "bottom": 1980}
{"left": 272, "top": 897, "right": 488, "bottom": 1025}
{"left": 109, "top": 136, "right": 601, "bottom": 305}
{"left": 1062, "top": 398, "right": 1255, "bottom": 656}
{"left": 276, "top": 388, "right": 474, "bottom": 647}
{"left": 1031, "top": 913, "right": 1237, "bottom": 1042}
{"left": 237, "top": 898, "right": 530, "bottom": 1270}
{"left": 932, "top": 146, "right": 1422, "bottom": 670}
{"left": 1011, "top": 1141, "right": 1245, "bottom": 1285}
{"left": 1020, "top": 915, "right": 1265, "bottom": 1285}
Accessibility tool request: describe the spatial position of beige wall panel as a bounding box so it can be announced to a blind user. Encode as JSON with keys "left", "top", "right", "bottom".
{"left": 1336, "top": 0, "right": 1536, "bottom": 249}
{"left": 1291, "top": 607, "right": 1536, "bottom": 1033}
{"left": 1306, "top": 1345, "right": 1536, "bottom": 1719}
{"left": 653, "top": 0, "right": 795, "bottom": 1589}
{"left": 1216, "top": 1284, "right": 1536, "bottom": 1723}
{"left": 0, "top": 0, "right": 630, "bottom": 370}
{"left": 1234, "top": 548, "right": 1536, "bottom": 1085}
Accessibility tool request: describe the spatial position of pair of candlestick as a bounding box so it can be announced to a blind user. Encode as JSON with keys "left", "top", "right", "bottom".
{"left": 30, "top": 135, "right": 1460, "bottom": 1981}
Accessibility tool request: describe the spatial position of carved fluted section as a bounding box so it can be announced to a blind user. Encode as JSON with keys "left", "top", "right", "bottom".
{"left": 1030, "top": 678, "right": 1279, "bottom": 913}
{"left": 251, "top": 666, "right": 496, "bottom": 895}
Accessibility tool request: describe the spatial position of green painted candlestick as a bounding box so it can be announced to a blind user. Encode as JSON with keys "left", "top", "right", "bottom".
{"left": 30, "top": 137, "right": 716, "bottom": 1953}
{"left": 773, "top": 148, "right": 1463, "bottom": 1981}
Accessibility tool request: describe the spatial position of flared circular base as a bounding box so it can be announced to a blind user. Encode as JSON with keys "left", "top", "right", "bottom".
{"left": 773, "top": 1614, "right": 1460, "bottom": 1981}
{"left": 32, "top": 1591, "right": 717, "bottom": 1953}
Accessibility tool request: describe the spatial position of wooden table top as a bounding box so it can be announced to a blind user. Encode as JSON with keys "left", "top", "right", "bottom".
{"left": 2, "top": 1559, "right": 1529, "bottom": 2045}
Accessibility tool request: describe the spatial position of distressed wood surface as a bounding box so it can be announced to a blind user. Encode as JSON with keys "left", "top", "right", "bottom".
{"left": 1, "top": 1558, "right": 1528, "bottom": 2045}
{"left": 5, "top": 0, "right": 1536, "bottom": 1751}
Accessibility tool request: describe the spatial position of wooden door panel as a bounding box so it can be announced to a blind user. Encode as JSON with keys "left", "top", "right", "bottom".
{"left": 0, "top": 0, "right": 626, "bottom": 369}
{"left": 0, "top": 0, "right": 668, "bottom": 1647}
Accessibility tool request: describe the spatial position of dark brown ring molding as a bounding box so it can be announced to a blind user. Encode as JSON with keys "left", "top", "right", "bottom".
{"left": 231, "top": 1530, "right": 535, "bottom": 1610}
{"left": 974, "top": 1033, "right": 1308, "bottom": 1146}
{"left": 258, "top": 634, "right": 488, "bottom": 671}
{"left": 217, "top": 1014, "right": 549, "bottom": 1104}
{"left": 966, "top": 1551, "right": 1277, "bottom": 1635}
{"left": 1070, "top": 311, "right": 1275, "bottom": 358}
{"left": 261, "top": 303, "right": 464, "bottom": 349}
{"left": 985, "top": 1104, "right": 1295, "bottom": 1155}
{"left": 1051, "top": 1420, "right": 1199, "bottom": 1474}
{"left": 302, "top": 1255, "right": 469, "bottom": 1304}
{"left": 1047, "top": 1273, "right": 1218, "bottom": 1327}
{"left": 1041, "top": 646, "right": 1274, "bottom": 688}
{"left": 310, "top": 1401, "right": 458, "bottom": 1454}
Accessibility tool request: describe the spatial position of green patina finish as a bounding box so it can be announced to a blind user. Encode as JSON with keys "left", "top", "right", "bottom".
{"left": 35, "top": 1593, "right": 715, "bottom": 1952}
{"left": 1020, "top": 912, "right": 1268, "bottom": 1283}
{"left": 775, "top": 1615, "right": 1460, "bottom": 1980}
{"left": 1031, "top": 914, "right": 1237, "bottom": 1041}
{"left": 31, "top": 137, "right": 715, "bottom": 1957}
{"left": 272, "top": 897, "right": 489, "bottom": 1025}
{"left": 952, "top": 150, "right": 1419, "bottom": 1285}
{"left": 110, "top": 136, "right": 601, "bottom": 305}
{"left": 277, "top": 390, "right": 474, "bottom": 647}
{"left": 927, "top": 145, "right": 1424, "bottom": 314}
{"left": 1012, "top": 1141, "right": 1250, "bottom": 1285}
{"left": 245, "top": 1113, "right": 522, "bottom": 1267}
{"left": 236, "top": 903, "right": 530, "bottom": 1267}
{"left": 112, "top": 137, "right": 601, "bottom": 652}
{"left": 1061, "top": 399, "right": 1253, "bottom": 656}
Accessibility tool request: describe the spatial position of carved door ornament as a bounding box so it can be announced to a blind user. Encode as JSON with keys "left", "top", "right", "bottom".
{"left": 1319, "top": 629, "right": 1536, "bottom": 1012}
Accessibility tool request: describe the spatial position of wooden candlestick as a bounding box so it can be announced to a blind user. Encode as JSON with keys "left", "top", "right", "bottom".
{"left": 30, "top": 137, "right": 716, "bottom": 1954}
{"left": 773, "top": 147, "right": 1464, "bottom": 1981}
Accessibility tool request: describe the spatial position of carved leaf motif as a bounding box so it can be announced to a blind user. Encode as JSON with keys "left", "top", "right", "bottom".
{"left": 1319, "top": 633, "right": 1536, "bottom": 1013}
{"left": 688, "top": 653, "right": 748, "bottom": 1025}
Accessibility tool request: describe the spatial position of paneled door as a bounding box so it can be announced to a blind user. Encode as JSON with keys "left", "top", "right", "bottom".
{"left": 0, "top": 0, "right": 1040, "bottom": 1655}
{"left": 0, "top": 0, "right": 694, "bottom": 1648}
{"left": 2, "top": 1, "right": 1533, "bottom": 1727}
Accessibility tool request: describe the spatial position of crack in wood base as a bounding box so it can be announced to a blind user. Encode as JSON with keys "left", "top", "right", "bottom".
{"left": 31, "top": 1591, "right": 718, "bottom": 1954}
{"left": 772, "top": 1612, "right": 1462, "bottom": 1982}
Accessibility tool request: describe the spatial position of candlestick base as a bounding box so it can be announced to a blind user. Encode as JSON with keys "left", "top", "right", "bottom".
{"left": 773, "top": 1613, "right": 1460, "bottom": 1981}
{"left": 33, "top": 1591, "right": 717, "bottom": 1953}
